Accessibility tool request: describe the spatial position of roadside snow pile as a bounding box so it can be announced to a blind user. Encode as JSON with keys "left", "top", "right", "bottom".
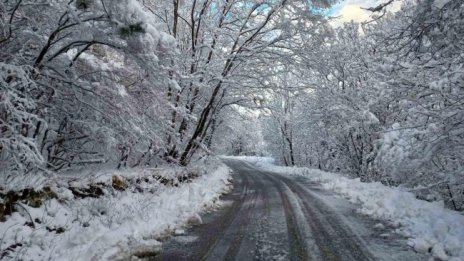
{"left": 241, "top": 157, "right": 464, "bottom": 261}
{"left": 0, "top": 158, "right": 231, "bottom": 260}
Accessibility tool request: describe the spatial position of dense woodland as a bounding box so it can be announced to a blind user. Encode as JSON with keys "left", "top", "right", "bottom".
{"left": 1, "top": 0, "right": 463, "bottom": 210}
{"left": 274, "top": 0, "right": 463, "bottom": 211}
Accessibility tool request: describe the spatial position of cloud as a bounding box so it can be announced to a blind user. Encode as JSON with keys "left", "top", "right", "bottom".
{"left": 338, "top": 4, "right": 370, "bottom": 22}
{"left": 328, "top": 0, "right": 404, "bottom": 28}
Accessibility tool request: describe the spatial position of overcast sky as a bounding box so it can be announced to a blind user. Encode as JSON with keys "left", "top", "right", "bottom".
{"left": 328, "top": 0, "right": 403, "bottom": 27}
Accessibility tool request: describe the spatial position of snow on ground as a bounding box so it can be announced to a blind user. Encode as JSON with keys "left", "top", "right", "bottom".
{"left": 0, "top": 158, "right": 231, "bottom": 260}
{"left": 232, "top": 156, "right": 464, "bottom": 261}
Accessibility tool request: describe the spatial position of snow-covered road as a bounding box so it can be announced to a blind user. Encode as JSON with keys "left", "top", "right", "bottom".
{"left": 156, "top": 159, "right": 426, "bottom": 261}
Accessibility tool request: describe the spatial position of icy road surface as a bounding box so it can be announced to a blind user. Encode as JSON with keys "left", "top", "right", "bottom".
{"left": 155, "top": 159, "right": 426, "bottom": 261}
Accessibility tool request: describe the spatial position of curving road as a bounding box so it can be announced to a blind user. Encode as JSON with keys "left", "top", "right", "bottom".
{"left": 155, "top": 159, "right": 426, "bottom": 261}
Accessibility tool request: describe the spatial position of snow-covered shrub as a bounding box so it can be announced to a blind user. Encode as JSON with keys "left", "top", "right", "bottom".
{"left": 0, "top": 63, "right": 44, "bottom": 174}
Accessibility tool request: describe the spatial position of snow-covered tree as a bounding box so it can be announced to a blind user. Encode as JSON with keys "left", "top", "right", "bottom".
{"left": 1, "top": 0, "right": 177, "bottom": 174}
{"left": 260, "top": 0, "right": 464, "bottom": 210}
{"left": 144, "top": 0, "right": 333, "bottom": 165}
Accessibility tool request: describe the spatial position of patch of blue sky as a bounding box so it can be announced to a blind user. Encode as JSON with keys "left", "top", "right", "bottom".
{"left": 209, "top": 0, "right": 339, "bottom": 19}
{"left": 310, "top": 6, "right": 333, "bottom": 16}
{"left": 307, "top": 0, "right": 343, "bottom": 16}
{"left": 209, "top": 2, "right": 219, "bottom": 16}
{"left": 326, "top": 4, "right": 343, "bottom": 16}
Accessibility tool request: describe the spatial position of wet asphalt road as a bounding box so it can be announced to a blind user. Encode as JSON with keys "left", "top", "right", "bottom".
{"left": 155, "top": 159, "right": 426, "bottom": 261}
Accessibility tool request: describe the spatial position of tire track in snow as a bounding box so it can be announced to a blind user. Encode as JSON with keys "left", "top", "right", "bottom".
{"left": 156, "top": 159, "right": 393, "bottom": 261}
{"left": 205, "top": 165, "right": 259, "bottom": 261}
{"left": 260, "top": 170, "right": 319, "bottom": 261}
{"left": 155, "top": 167, "right": 247, "bottom": 261}
{"left": 276, "top": 173, "right": 376, "bottom": 261}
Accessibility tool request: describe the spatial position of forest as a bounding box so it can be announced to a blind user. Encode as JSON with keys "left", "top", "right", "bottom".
{"left": 0, "top": 0, "right": 463, "bottom": 259}
{"left": 2, "top": 0, "right": 461, "bottom": 208}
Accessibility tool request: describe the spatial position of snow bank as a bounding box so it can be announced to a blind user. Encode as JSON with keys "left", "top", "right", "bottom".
{"left": 0, "top": 158, "right": 231, "bottom": 260}
{"left": 239, "top": 157, "right": 464, "bottom": 261}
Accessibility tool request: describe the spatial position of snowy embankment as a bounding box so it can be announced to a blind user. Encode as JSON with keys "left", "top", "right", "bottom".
{"left": 233, "top": 156, "right": 464, "bottom": 261}
{"left": 0, "top": 158, "right": 231, "bottom": 260}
